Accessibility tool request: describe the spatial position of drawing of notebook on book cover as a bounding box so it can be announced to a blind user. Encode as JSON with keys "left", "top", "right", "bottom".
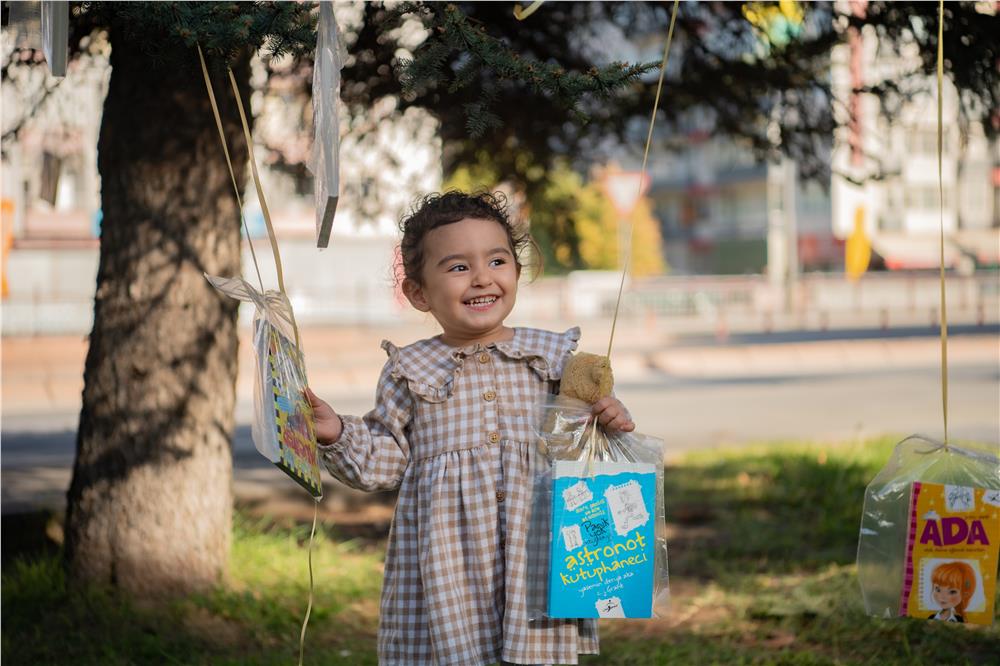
{"left": 548, "top": 460, "right": 656, "bottom": 618}
{"left": 900, "top": 482, "right": 999, "bottom": 625}
{"left": 257, "top": 321, "right": 323, "bottom": 498}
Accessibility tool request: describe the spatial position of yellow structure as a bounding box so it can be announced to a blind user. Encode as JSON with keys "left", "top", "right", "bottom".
{"left": 845, "top": 206, "right": 871, "bottom": 280}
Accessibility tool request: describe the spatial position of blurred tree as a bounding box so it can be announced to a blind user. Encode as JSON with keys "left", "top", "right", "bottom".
{"left": 576, "top": 186, "right": 665, "bottom": 277}
{"left": 339, "top": 0, "right": 996, "bottom": 265}
{"left": 447, "top": 159, "right": 664, "bottom": 276}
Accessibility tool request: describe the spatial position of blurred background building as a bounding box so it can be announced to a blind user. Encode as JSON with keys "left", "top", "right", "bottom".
{"left": 2, "top": 4, "right": 997, "bottom": 336}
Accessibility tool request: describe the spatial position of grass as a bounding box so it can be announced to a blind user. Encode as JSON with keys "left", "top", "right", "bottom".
{"left": 2, "top": 514, "right": 383, "bottom": 665}
{"left": 4, "top": 436, "right": 998, "bottom": 664}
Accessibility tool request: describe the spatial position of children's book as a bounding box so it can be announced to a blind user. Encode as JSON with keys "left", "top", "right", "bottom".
{"left": 548, "top": 460, "right": 657, "bottom": 618}
{"left": 900, "top": 481, "right": 999, "bottom": 625}
{"left": 258, "top": 321, "right": 323, "bottom": 498}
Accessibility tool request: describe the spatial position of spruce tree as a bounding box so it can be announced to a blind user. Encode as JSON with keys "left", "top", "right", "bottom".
{"left": 62, "top": 1, "right": 314, "bottom": 596}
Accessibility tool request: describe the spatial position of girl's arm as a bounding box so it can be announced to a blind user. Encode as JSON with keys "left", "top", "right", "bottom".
{"left": 306, "top": 363, "right": 412, "bottom": 492}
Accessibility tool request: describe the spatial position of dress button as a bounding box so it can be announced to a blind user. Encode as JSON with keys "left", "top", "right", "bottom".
{"left": 496, "top": 489, "right": 506, "bottom": 502}
{"left": 478, "top": 352, "right": 490, "bottom": 364}
{"left": 483, "top": 389, "right": 496, "bottom": 402}
{"left": 487, "top": 431, "right": 500, "bottom": 444}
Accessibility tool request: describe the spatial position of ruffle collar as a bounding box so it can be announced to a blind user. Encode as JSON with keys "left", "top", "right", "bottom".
{"left": 381, "top": 327, "right": 580, "bottom": 403}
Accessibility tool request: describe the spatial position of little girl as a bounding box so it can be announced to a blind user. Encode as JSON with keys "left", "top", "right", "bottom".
{"left": 307, "top": 191, "right": 634, "bottom": 666}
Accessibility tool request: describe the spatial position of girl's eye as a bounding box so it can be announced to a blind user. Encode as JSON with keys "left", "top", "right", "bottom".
{"left": 490, "top": 258, "right": 507, "bottom": 267}
{"left": 448, "top": 264, "right": 468, "bottom": 272}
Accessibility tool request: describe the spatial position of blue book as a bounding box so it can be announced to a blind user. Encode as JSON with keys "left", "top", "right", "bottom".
{"left": 548, "top": 460, "right": 657, "bottom": 618}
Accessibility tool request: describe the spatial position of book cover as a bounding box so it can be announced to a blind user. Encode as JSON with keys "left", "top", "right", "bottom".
{"left": 262, "top": 322, "right": 323, "bottom": 498}
{"left": 900, "top": 481, "right": 999, "bottom": 625}
{"left": 548, "top": 460, "right": 657, "bottom": 618}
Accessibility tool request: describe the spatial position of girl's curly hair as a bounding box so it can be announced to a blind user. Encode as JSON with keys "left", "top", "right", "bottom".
{"left": 398, "top": 190, "right": 540, "bottom": 285}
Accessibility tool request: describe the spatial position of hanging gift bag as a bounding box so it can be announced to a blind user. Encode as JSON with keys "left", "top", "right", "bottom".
{"left": 857, "top": 436, "right": 999, "bottom": 624}
{"left": 205, "top": 275, "right": 323, "bottom": 499}
{"left": 856, "top": 2, "right": 1000, "bottom": 629}
{"left": 528, "top": 394, "right": 669, "bottom": 620}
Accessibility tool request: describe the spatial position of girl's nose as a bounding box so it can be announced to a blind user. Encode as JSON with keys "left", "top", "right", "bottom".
{"left": 471, "top": 265, "right": 493, "bottom": 287}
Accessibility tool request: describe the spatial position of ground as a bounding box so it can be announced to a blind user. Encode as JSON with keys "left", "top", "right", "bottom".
{"left": 3, "top": 436, "right": 998, "bottom": 665}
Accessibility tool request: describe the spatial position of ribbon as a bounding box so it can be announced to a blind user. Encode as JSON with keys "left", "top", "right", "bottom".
{"left": 196, "top": 45, "right": 302, "bottom": 350}
{"left": 299, "top": 500, "right": 320, "bottom": 666}
{"left": 197, "top": 44, "right": 265, "bottom": 293}
{"left": 513, "top": 1, "right": 545, "bottom": 21}
{"left": 936, "top": 0, "right": 949, "bottom": 446}
{"left": 906, "top": 434, "right": 1000, "bottom": 466}
{"left": 606, "top": 0, "right": 679, "bottom": 361}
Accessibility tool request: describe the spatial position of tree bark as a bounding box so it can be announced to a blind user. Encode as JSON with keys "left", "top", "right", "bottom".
{"left": 64, "top": 35, "right": 251, "bottom": 597}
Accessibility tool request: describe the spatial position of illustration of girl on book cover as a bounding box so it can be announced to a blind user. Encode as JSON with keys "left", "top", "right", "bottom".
{"left": 927, "top": 561, "right": 977, "bottom": 623}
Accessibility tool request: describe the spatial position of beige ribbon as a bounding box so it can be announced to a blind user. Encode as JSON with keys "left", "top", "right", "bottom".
{"left": 513, "top": 1, "right": 545, "bottom": 21}
{"left": 196, "top": 45, "right": 302, "bottom": 350}
{"left": 298, "top": 500, "right": 319, "bottom": 666}
{"left": 936, "top": 0, "right": 949, "bottom": 446}
{"left": 606, "top": 0, "right": 680, "bottom": 361}
{"left": 197, "top": 45, "right": 265, "bottom": 293}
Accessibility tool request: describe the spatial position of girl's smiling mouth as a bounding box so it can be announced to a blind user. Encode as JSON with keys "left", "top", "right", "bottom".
{"left": 464, "top": 295, "right": 499, "bottom": 311}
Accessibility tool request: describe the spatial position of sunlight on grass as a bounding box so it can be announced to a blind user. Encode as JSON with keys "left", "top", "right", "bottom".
{"left": 187, "top": 513, "right": 385, "bottom": 662}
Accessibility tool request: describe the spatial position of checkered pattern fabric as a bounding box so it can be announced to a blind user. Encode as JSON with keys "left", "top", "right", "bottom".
{"left": 319, "top": 327, "right": 599, "bottom": 665}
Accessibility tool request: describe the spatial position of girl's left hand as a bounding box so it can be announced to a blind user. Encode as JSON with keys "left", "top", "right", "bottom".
{"left": 591, "top": 396, "right": 635, "bottom": 433}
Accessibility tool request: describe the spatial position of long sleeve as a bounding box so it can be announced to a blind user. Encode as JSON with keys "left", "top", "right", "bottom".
{"left": 318, "top": 361, "right": 412, "bottom": 492}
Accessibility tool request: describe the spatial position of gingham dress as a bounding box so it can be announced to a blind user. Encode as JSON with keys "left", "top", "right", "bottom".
{"left": 319, "top": 326, "right": 599, "bottom": 666}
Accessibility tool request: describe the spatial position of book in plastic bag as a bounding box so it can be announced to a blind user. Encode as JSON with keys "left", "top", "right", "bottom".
{"left": 899, "top": 481, "right": 999, "bottom": 624}
{"left": 258, "top": 320, "right": 323, "bottom": 497}
{"left": 548, "top": 460, "right": 658, "bottom": 618}
{"left": 528, "top": 394, "right": 669, "bottom": 620}
{"left": 857, "top": 435, "right": 998, "bottom": 624}
{"left": 205, "top": 274, "right": 323, "bottom": 498}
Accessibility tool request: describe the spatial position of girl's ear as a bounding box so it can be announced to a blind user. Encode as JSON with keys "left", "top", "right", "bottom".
{"left": 402, "top": 278, "right": 431, "bottom": 312}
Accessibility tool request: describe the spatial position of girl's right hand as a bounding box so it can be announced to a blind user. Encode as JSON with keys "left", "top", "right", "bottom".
{"left": 305, "top": 387, "right": 343, "bottom": 445}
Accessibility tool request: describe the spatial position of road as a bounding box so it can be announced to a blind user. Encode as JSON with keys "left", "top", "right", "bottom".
{"left": 3, "top": 332, "right": 997, "bottom": 514}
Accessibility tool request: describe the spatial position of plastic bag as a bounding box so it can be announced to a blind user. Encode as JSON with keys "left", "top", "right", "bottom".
{"left": 206, "top": 274, "right": 323, "bottom": 498}
{"left": 857, "top": 435, "right": 999, "bottom": 624}
{"left": 310, "top": 0, "right": 344, "bottom": 248}
{"left": 527, "top": 395, "right": 669, "bottom": 619}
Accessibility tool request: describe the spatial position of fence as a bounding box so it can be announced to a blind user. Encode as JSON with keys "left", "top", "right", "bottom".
{"left": 3, "top": 239, "right": 998, "bottom": 336}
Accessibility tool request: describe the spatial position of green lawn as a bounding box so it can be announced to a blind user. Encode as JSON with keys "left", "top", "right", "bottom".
{"left": 4, "top": 436, "right": 998, "bottom": 665}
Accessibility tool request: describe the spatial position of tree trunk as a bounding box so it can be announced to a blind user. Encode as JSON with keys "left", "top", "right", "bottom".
{"left": 65, "top": 36, "right": 251, "bottom": 597}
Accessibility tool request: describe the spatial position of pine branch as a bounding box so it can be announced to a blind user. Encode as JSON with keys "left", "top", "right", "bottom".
{"left": 394, "top": 3, "right": 659, "bottom": 137}
{"left": 74, "top": 1, "right": 316, "bottom": 68}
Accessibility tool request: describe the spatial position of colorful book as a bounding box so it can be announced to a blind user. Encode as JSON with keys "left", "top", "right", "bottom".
{"left": 900, "top": 481, "right": 999, "bottom": 625}
{"left": 548, "top": 460, "right": 657, "bottom": 618}
{"left": 260, "top": 321, "right": 323, "bottom": 498}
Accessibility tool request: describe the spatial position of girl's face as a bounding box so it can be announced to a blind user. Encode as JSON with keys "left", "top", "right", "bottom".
{"left": 932, "top": 583, "right": 962, "bottom": 610}
{"left": 403, "top": 217, "right": 519, "bottom": 347}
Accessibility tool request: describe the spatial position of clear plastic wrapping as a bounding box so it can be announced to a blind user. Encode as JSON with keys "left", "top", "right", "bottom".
{"left": 310, "top": 0, "right": 344, "bottom": 248}
{"left": 206, "top": 274, "right": 323, "bottom": 498}
{"left": 857, "top": 435, "right": 999, "bottom": 622}
{"left": 528, "top": 395, "right": 669, "bottom": 620}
